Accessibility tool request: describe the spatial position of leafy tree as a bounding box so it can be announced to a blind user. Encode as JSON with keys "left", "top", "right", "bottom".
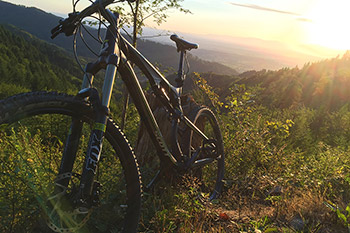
{"left": 113, "top": 0, "right": 190, "bottom": 47}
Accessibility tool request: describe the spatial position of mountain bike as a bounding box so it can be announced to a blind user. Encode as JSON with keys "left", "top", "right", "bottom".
{"left": 0, "top": 0, "right": 225, "bottom": 232}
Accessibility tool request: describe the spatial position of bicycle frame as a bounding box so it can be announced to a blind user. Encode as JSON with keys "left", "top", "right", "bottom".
{"left": 58, "top": 8, "right": 209, "bottom": 197}
{"left": 117, "top": 20, "right": 209, "bottom": 166}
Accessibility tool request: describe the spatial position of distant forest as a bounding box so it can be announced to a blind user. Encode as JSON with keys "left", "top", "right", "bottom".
{"left": 2, "top": 22, "right": 350, "bottom": 113}
{"left": 237, "top": 54, "right": 350, "bottom": 110}
{"left": 0, "top": 25, "right": 81, "bottom": 99}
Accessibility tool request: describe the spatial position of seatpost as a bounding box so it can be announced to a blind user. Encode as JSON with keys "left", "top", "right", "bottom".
{"left": 175, "top": 51, "right": 186, "bottom": 88}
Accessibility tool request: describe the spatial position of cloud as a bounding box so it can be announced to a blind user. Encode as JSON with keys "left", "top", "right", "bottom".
{"left": 296, "top": 17, "right": 313, "bottom": 23}
{"left": 229, "top": 2, "right": 301, "bottom": 16}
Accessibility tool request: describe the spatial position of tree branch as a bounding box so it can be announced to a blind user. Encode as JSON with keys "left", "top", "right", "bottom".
{"left": 127, "top": 1, "right": 135, "bottom": 15}
{"left": 140, "top": 7, "right": 166, "bottom": 25}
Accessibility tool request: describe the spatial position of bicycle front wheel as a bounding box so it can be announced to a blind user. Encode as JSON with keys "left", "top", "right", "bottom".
{"left": 0, "top": 92, "right": 141, "bottom": 233}
{"left": 182, "top": 107, "right": 225, "bottom": 200}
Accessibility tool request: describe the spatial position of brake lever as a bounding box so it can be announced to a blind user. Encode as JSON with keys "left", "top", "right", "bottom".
{"left": 50, "top": 12, "right": 80, "bottom": 39}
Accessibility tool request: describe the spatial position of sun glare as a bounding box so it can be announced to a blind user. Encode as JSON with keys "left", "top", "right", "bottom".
{"left": 304, "top": 0, "right": 350, "bottom": 50}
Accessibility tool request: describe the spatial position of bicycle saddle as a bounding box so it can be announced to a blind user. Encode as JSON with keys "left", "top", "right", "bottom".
{"left": 170, "top": 34, "right": 198, "bottom": 52}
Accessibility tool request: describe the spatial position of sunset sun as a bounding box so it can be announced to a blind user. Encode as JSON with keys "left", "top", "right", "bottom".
{"left": 305, "top": 0, "right": 350, "bottom": 50}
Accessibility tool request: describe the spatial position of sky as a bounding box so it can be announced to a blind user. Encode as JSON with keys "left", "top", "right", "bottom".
{"left": 4, "top": 0, "right": 350, "bottom": 52}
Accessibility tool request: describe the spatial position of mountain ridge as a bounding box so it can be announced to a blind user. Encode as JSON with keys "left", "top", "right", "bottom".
{"left": 0, "top": 0, "right": 238, "bottom": 76}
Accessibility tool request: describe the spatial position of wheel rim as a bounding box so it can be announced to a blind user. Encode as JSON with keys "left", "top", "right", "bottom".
{"left": 186, "top": 109, "right": 224, "bottom": 200}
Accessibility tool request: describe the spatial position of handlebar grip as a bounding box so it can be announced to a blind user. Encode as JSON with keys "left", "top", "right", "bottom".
{"left": 51, "top": 30, "right": 60, "bottom": 39}
{"left": 50, "top": 25, "right": 61, "bottom": 39}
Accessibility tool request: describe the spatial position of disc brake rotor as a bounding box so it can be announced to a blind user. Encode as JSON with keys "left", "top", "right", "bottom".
{"left": 45, "top": 172, "right": 92, "bottom": 233}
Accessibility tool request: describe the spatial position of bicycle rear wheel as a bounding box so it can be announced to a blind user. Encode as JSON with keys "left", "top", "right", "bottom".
{"left": 182, "top": 107, "right": 225, "bottom": 200}
{"left": 0, "top": 92, "right": 141, "bottom": 233}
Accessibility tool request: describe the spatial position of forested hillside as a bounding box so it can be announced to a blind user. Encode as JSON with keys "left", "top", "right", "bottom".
{"left": 237, "top": 53, "right": 350, "bottom": 110}
{"left": 0, "top": 25, "right": 81, "bottom": 98}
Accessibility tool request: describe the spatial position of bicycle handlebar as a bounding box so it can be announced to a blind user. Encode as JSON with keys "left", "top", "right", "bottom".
{"left": 51, "top": 0, "right": 135, "bottom": 39}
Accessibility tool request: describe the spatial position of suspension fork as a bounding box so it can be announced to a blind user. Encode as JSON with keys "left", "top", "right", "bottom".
{"left": 78, "top": 62, "right": 118, "bottom": 199}
{"left": 56, "top": 118, "right": 84, "bottom": 189}
{"left": 56, "top": 63, "right": 118, "bottom": 202}
{"left": 56, "top": 11, "right": 121, "bottom": 201}
{"left": 56, "top": 72, "right": 94, "bottom": 190}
